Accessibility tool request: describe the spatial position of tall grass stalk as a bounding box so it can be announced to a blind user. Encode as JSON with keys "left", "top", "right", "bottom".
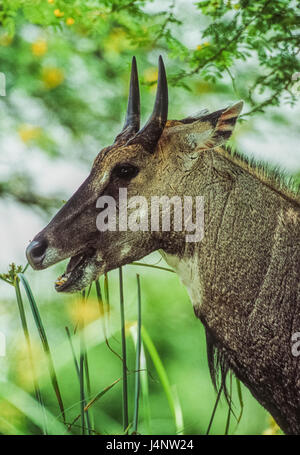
{"left": 224, "top": 373, "right": 233, "bottom": 435}
{"left": 141, "top": 325, "right": 183, "bottom": 434}
{"left": 206, "top": 382, "right": 224, "bottom": 435}
{"left": 236, "top": 378, "right": 244, "bottom": 424}
{"left": 65, "top": 326, "right": 80, "bottom": 377}
{"left": 130, "top": 325, "right": 151, "bottom": 434}
{"left": 65, "top": 325, "right": 92, "bottom": 431}
{"left": 172, "top": 385, "right": 184, "bottom": 435}
{"left": 119, "top": 267, "right": 129, "bottom": 432}
{"left": 67, "top": 377, "right": 122, "bottom": 431}
{"left": 84, "top": 351, "right": 93, "bottom": 428}
{"left": 131, "top": 262, "right": 175, "bottom": 273}
{"left": 95, "top": 279, "right": 122, "bottom": 362}
{"left": 18, "top": 273, "right": 65, "bottom": 422}
{"left": 132, "top": 274, "right": 142, "bottom": 434}
{"left": 104, "top": 273, "right": 110, "bottom": 332}
{"left": 79, "top": 290, "right": 92, "bottom": 435}
{"left": 14, "top": 277, "right": 47, "bottom": 434}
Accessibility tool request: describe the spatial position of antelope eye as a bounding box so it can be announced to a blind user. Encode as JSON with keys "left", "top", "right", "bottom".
{"left": 112, "top": 163, "right": 139, "bottom": 180}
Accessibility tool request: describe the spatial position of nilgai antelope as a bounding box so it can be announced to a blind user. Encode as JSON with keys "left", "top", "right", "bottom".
{"left": 26, "top": 57, "right": 300, "bottom": 434}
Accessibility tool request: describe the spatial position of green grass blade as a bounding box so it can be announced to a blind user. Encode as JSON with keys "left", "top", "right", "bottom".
{"left": 67, "top": 377, "right": 122, "bottom": 431}
{"left": 14, "top": 277, "right": 47, "bottom": 434}
{"left": 133, "top": 274, "right": 142, "bottom": 434}
{"left": 119, "top": 267, "right": 129, "bottom": 432}
{"left": 139, "top": 342, "right": 151, "bottom": 434}
{"left": 206, "top": 383, "right": 223, "bottom": 435}
{"left": 18, "top": 272, "right": 65, "bottom": 423}
{"left": 172, "top": 385, "right": 184, "bottom": 435}
{"left": 104, "top": 272, "right": 110, "bottom": 329}
{"left": 131, "top": 262, "right": 175, "bottom": 273}
{"left": 65, "top": 326, "right": 80, "bottom": 377}
{"left": 141, "top": 325, "right": 183, "bottom": 434}
{"left": 65, "top": 325, "right": 91, "bottom": 434}
{"left": 84, "top": 351, "right": 93, "bottom": 428}
{"left": 0, "top": 381, "right": 66, "bottom": 435}
{"left": 224, "top": 373, "right": 233, "bottom": 435}
{"left": 79, "top": 290, "right": 92, "bottom": 435}
{"left": 236, "top": 378, "right": 244, "bottom": 423}
{"left": 82, "top": 291, "right": 93, "bottom": 433}
{"left": 130, "top": 325, "right": 151, "bottom": 434}
{"left": 85, "top": 377, "right": 122, "bottom": 411}
{"left": 79, "top": 349, "right": 86, "bottom": 434}
{"left": 232, "top": 378, "right": 244, "bottom": 434}
{"left": 22, "top": 262, "right": 29, "bottom": 273}
{"left": 95, "top": 279, "right": 123, "bottom": 362}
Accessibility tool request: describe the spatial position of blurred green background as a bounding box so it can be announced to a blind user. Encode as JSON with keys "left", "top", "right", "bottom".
{"left": 0, "top": 0, "right": 299, "bottom": 435}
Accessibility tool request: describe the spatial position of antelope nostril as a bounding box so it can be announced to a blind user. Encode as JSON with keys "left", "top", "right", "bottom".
{"left": 26, "top": 239, "right": 48, "bottom": 269}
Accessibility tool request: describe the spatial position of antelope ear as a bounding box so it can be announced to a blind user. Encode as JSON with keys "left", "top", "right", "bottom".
{"left": 170, "top": 101, "right": 243, "bottom": 152}
{"left": 196, "top": 101, "right": 243, "bottom": 150}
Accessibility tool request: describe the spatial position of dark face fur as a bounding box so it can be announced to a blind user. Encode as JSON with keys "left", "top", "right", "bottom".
{"left": 26, "top": 56, "right": 242, "bottom": 292}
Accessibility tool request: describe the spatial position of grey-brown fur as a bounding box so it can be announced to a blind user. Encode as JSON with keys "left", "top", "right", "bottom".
{"left": 26, "top": 58, "right": 300, "bottom": 434}
{"left": 162, "top": 147, "right": 300, "bottom": 434}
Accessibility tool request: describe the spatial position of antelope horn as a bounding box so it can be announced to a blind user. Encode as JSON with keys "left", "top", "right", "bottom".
{"left": 128, "top": 55, "right": 168, "bottom": 152}
{"left": 114, "top": 56, "right": 140, "bottom": 143}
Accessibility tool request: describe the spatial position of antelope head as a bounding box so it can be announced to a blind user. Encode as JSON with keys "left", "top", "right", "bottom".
{"left": 26, "top": 56, "right": 242, "bottom": 292}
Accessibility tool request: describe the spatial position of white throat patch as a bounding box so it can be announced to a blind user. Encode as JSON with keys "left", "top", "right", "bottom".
{"left": 161, "top": 251, "right": 202, "bottom": 307}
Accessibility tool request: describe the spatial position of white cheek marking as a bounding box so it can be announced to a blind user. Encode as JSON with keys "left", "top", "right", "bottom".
{"left": 43, "top": 247, "right": 60, "bottom": 267}
{"left": 82, "top": 263, "right": 97, "bottom": 285}
{"left": 120, "top": 244, "right": 131, "bottom": 259}
{"left": 99, "top": 171, "right": 109, "bottom": 185}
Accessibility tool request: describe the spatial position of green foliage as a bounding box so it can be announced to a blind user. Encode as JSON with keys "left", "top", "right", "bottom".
{"left": 0, "top": 261, "right": 271, "bottom": 435}
{"left": 0, "top": 0, "right": 299, "bottom": 209}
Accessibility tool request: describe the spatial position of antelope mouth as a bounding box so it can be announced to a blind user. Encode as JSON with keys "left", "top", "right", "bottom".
{"left": 54, "top": 247, "right": 99, "bottom": 293}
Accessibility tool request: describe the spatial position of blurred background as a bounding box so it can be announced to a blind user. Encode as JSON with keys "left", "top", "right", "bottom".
{"left": 0, "top": 0, "right": 299, "bottom": 435}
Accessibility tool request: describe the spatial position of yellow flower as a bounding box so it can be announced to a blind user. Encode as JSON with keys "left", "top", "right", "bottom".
{"left": 234, "top": 3, "right": 240, "bottom": 9}
{"left": 143, "top": 67, "right": 159, "bottom": 92}
{"left": 66, "top": 17, "right": 75, "bottom": 26}
{"left": 18, "top": 125, "right": 42, "bottom": 143}
{"left": 68, "top": 297, "right": 109, "bottom": 325}
{"left": 42, "top": 67, "right": 64, "bottom": 89}
{"left": 104, "top": 28, "right": 131, "bottom": 54}
{"left": 54, "top": 9, "right": 64, "bottom": 18}
{"left": 197, "top": 42, "right": 209, "bottom": 51}
{"left": 143, "top": 67, "right": 158, "bottom": 83}
{"left": 48, "top": 0, "right": 55, "bottom": 3}
{"left": 31, "top": 39, "right": 47, "bottom": 57}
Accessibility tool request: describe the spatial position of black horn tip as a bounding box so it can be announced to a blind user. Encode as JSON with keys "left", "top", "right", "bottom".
{"left": 157, "top": 55, "right": 168, "bottom": 121}
{"left": 158, "top": 54, "right": 164, "bottom": 68}
{"left": 126, "top": 55, "right": 169, "bottom": 152}
{"left": 114, "top": 56, "right": 140, "bottom": 144}
{"left": 130, "top": 56, "right": 138, "bottom": 77}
